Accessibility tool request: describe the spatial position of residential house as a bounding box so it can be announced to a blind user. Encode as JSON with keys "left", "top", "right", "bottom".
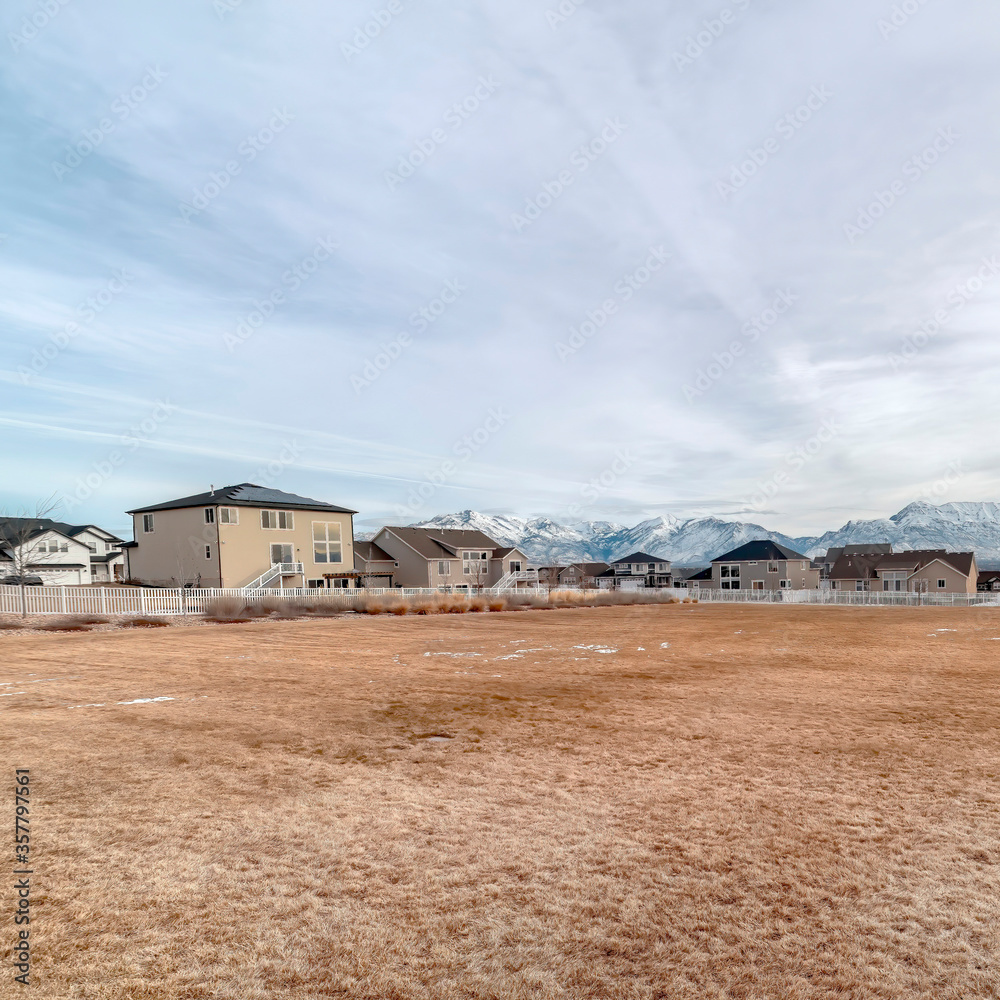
{"left": 535, "top": 566, "right": 565, "bottom": 587}
{"left": 978, "top": 570, "right": 1000, "bottom": 592}
{"left": 123, "top": 483, "right": 356, "bottom": 588}
{"left": 351, "top": 540, "right": 399, "bottom": 589}
{"left": 0, "top": 518, "right": 125, "bottom": 585}
{"left": 372, "top": 526, "right": 532, "bottom": 590}
{"left": 680, "top": 567, "right": 712, "bottom": 590}
{"left": 597, "top": 552, "right": 672, "bottom": 590}
{"left": 556, "top": 562, "right": 611, "bottom": 589}
{"left": 829, "top": 549, "right": 978, "bottom": 594}
{"left": 814, "top": 543, "right": 892, "bottom": 585}
{"left": 710, "top": 540, "right": 820, "bottom": 591}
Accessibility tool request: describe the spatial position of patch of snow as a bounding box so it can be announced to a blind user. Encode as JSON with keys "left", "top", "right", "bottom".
{"left": 494, "top": 654, "right": 523, "bottom": 660}
{"left": 660, "top": 642, "right": 671, "bottom": 649}
{"left": 68, "top": 703, "right": 106, "bottom": 709}
{"left": 637, "top": 647, "right": 645, "bottom": 651}
{"left": 574, "top": 644, "right": 618, "bottom": 653}
{"left": 116, "top": 697, "right": 175, "bottom": 705}
{"left": 1, "top": 692, "right": 26, "bottom": 697}
{"left": 423, "top": 652, "right": 483, "bottom": 658}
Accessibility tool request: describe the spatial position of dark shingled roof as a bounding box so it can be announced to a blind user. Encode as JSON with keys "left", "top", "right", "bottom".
{"left": 127, "top": 483, "right": 356, "bottom": 515}
{"left": 353, "top": 540, "right": 395, "bottom": 563}
{"left": 0, "top": 517, "right": 124, "bottom": 547}
{"left": 612, "top": 551, "right": 671, "bottom": 566}
{"left": 710, "top": 540, "right": 810, "bottom": 563}
{"left": 379, "top": 526, "right": 500, "bottom": 559}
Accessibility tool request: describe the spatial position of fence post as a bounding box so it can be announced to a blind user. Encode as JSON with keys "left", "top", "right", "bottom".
{"left": 60, "top": 587, "right": 67, "bottom": 613}
{"left": 100, "top": 588, "right": 107, "bottom": 615}
{"left": 139, "top": 588, "right": 147, "bottom": 614}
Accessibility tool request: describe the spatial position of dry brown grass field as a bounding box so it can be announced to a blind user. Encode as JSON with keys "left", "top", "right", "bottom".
{"left": 2, "top": 604, "right": 1000, "bottom": 999}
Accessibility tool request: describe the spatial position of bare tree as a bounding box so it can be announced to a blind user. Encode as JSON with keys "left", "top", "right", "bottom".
{"left": 0, "top": 495, "right": 64, "bottom": 617}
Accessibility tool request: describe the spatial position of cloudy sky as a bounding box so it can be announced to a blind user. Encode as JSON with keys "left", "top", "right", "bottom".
{"left": 1, "top": 0, "right": 998, "bottom": 537}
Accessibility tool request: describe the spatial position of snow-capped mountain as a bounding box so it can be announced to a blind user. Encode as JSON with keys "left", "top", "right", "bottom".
{"left": 798, "top": 501, "right": 1000, "bottom": 562}
{"left": 410, "top": 502, "right": 1000, "bottom": 567}
{"left": 411, "top": 510, "right": 801, "bottom": 565}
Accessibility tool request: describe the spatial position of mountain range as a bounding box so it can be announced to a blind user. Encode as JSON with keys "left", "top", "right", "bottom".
{"left": 404, "top": 502, "right": 1000, "bottom": 568}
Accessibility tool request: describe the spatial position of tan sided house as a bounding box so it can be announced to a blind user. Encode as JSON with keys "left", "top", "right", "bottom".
{"left": 828, "top": 549, "right": 978, "bottom": 594}
{"left": 123, "top": 483, "right": 356, "bottom": 589}
{"left": 372, "top": 526, "right": 534, "bottom": 590}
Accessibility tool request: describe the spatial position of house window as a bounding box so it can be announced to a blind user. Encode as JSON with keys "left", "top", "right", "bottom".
{"left": 856, "top": 580, "right": 864, "bottom": 591}
{"left": 87, "top": 542, "right": 98, "bottom": 554}
{"left": 748, "top": 561, "right": 758, "bottom": 566}
{"left": 438, "top": 560, "right": 451, "bottom": 577}
{"left": 219, "top": 508, "right": 238, "bottom": 524}
{"left": 205, "top": 545, "right": 212, "bottom": 560}
{"left": 142, "top": 514, "right": 154, "bottom": 533}
{"left": 204, "top": 508, "right": 215, "bottom": 524}
{"left": 270, "top": 543, "right": 293, "bottom": 564}
{"left": 312, "top": 522, "right": 342, "bottom": 564}
{"left": 752, "top": 580, "right": 764, "bottom": 590}
{"left": 509, "top": 561, "right": 522, "bottom": 573}
{"left": 938, "top": 579, "right": 946, "bottom": 589}
{"left": 780, "top": 579, "right": 790, "bottom": 589}
{"left": 720, "top": 564, "right": 740, "bottom": 579}
{"left": 616, "top": 564, "right": 631, "bottom": 574}
{"left": 261, "top": 510, "right": 294, "bottom": 530}
{"left": 308, "top": 579, "right": 325, "bottom": 589}
{"left": 463, "top": 551, "right": 488, "bottom": 576}
{"left": 767, "top": 562, "right": 779, "bottom": 573}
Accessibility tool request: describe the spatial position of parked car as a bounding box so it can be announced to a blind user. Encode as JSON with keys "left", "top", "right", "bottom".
{"left": 1, "top": 574, "right": 44, "bottom": 586}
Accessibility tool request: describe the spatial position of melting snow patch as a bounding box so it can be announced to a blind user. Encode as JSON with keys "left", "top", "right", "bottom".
{"left": 494, "top": 654, "right": 523, "bottom": 660}
{"left": 574, "top": 644, "right": 618, "bottom": 654}
{"left": 68, "top": 703, "right": 106, "bottom": 709}
{"left": 1, "top": 692, "right": 26, "bottom": 697}
{"left": 937, "top": 629, "right": 957, "bottom": 632}
{"left": 660, "top": 642, "right": 671, "bottom": 649}
{"left": 637, "top": 647, "right": 645, "bottom": 651}
{"left": 423, "top": 652, "right": 482, "bottom": 658}
{"left": 116, "top": 697, "right": 175, "bottom": 705}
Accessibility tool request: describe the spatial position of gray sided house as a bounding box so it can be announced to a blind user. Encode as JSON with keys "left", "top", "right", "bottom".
{"left": 710, "top": 540, "right": 820, "bottom": 591}
{"left": 372, "top": 526, "right": 532, "bottom": 590}
{"left": 597, "top": 552, "right": 672, "bottom": 590}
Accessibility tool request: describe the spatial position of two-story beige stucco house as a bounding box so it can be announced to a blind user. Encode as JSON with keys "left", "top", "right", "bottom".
{"left": 710, "top": 540, "right": 821, "bottom": 591}
{"left": 123, "top": 483, "right": 356, "bottom": 589}
{"left": 372, "top": 526, "right": 532, "bottom": 590}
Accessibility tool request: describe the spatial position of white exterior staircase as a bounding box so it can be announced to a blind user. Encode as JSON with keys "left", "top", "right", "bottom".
{"left": 243, "top": 562, "right": 304, "bottom": 590}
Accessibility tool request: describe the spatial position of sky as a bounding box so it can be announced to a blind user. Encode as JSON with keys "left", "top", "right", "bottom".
{"left": 1, "top": 0, "right": 999, "bottom": 538}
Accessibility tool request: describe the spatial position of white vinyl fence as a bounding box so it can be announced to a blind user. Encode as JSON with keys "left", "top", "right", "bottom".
{"left": 2, "top": 584, "right": 999, "bottom": 616}
{"left": 687, "top": 588, "right": 1000, "bottom": 607}
{"left": 0, "top": 585, "right": 506, "bottom": 616}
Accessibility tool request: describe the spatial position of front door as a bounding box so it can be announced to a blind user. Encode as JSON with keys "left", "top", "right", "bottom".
{"left": 271, "top": 544, "right": 293, "bottom": 565}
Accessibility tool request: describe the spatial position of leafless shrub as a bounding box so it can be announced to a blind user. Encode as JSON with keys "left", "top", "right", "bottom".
{"left": 37, "top": 615, "right": 101, "bottom": 632}
{"left": 0, "top": 619, "right": 23, "bottom": 630}
{"left": 202, "top": 597, "right": 250, "bottom": 622}
{"left": 121, "top": 616, "right": 171, "bottom": 628}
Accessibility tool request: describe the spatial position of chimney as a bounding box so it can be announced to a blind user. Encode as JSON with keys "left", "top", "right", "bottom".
{"left": 210, "top": 484, "right": 214, "bottom": 496}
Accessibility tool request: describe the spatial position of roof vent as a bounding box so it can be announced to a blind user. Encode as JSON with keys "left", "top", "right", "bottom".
{"left": 209, "top": 484, "right": 215, "bottom": 496}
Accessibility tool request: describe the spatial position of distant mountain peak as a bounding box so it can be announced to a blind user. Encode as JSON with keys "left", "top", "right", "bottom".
{"left": 408, "top": 501, "right": 1000, "bottom": 567}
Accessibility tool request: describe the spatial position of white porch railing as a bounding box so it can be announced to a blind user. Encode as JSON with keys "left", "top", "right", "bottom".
{"left": 243, "top": 562, "right": 304, "bottom": 590}
{"left": 491, "top": 569, "right": 540, "bottom": 593}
